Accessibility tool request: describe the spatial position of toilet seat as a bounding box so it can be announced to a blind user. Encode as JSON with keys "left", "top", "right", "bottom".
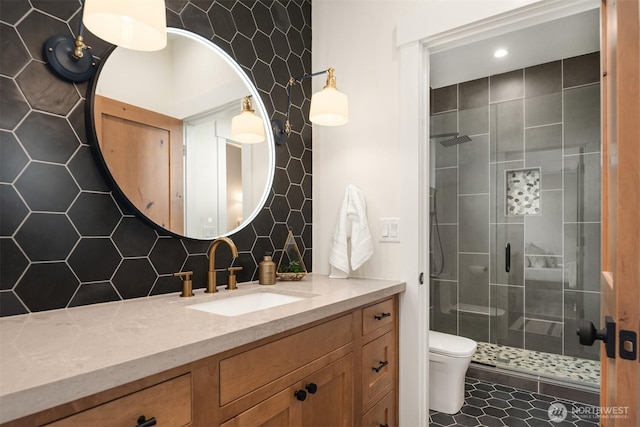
{"left": 429, "top": 330, "right": 477, "bottom": 358}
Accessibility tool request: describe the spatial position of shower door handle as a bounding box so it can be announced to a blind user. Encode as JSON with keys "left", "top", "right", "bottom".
{"left": 505, "top": 243, "right": 511, "bottom": 273}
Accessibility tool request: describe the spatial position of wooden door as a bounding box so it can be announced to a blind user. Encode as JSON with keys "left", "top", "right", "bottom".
{"left": 94, "top": 95, "right": 184, "bottom": 234}
{"left": 600, "top": 0, "right": 640, "bottom": 425}
{"left": 298, "top": 355, "right": 353, "bottom": 427}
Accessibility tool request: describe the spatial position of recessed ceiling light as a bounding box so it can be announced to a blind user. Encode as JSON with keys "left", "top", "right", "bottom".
{"left": 494, "top": 48, "right": 508, "bottom": 58}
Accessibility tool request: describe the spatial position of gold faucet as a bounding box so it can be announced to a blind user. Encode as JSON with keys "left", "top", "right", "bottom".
{"left": 206, "top": 237, "right": 238, "bottom": 293}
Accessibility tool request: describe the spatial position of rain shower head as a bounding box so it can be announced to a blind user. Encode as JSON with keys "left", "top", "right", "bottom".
{"left": 439, "top": 134, "right": 472, "bottom": 146}
{"left": 429, "top": 132, "right": 472, "bottom": 146}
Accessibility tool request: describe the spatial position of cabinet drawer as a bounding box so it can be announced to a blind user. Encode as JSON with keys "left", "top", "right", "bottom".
{"left": 362, "top": 299, "right": 394, "bottom": 336}
{"left": 46, "top": 374, "right": 192, "bottom": 426}
{"left": 362, "top": 331, "right": 394, "bottom": 406}
{"left": 220, "top": 314, "right": 353, "bottom": 405}
{"left": 362, "top": 390, "right": 395, "bottom": 427}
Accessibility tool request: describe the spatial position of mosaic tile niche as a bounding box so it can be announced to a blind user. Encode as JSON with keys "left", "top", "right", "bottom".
{"left": 506, "top": 168, "right": 541, "bottom": 216}
{"left": 0, "top": 0, "right": 312, "bottom": 316}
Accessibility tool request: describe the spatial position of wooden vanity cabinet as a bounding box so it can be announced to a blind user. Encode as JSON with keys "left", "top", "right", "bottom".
{"left": 5, "top": 296, "right": 398, "bottom": 427}
{"left": 215, "top": 296, "right": 398, "bottom": 427}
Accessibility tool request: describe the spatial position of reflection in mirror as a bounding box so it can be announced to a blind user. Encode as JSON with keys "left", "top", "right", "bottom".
{"left": 91, "top": 28, "right": 274, "bottom": 240}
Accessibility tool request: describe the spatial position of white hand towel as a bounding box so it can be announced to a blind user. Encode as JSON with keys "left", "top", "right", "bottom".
{"left": 329, "top": 185, "right": 374, "bottom": 278}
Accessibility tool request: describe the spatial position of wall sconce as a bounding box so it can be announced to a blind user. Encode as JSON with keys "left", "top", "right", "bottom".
{"left": 83, "top": 0, "right": 167, "bottom": 52}
{"left": 271, "top": 67, "right": 348, "bottom": 146}
{"left": 43, "top": 0, "right": 167, "bottom": 83}
{"left": 231, "top": 96, "right": 265, "bottom": 144}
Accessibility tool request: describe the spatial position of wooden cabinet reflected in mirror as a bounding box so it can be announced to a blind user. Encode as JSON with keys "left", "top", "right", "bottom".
{"left": 88, "top": 28, "right": 274, "bottom": 240}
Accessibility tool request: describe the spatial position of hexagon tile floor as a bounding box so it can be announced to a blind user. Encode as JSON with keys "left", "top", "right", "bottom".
{"left": 429, "top": 378, "right": 600, "bottom": 427}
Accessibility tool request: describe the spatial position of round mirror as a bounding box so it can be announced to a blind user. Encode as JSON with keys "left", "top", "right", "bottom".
{"left": 88, "top": 28, "right": 274, "bottom": 240}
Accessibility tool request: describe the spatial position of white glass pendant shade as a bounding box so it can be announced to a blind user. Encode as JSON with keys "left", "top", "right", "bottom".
{"left": 83, "top": 0, "right": 167, "bottom": 51}
{"left": 231, "top": 111, "right": 265, "bottom": 144}
{"left": 309, "top": 86, "right": 349, "bottom": 126}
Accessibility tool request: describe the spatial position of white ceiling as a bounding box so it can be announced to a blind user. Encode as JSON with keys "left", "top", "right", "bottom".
{"left": 429, "top": 8, "right": 600, "bottom": 88}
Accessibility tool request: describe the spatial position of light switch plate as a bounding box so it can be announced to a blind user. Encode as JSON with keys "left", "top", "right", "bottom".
{"left": 379, "top": 218, "right": 400, "bottom": 242}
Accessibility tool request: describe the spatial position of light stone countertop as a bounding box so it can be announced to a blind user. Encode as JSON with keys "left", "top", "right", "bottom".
{"left": 0, "top": 274, "right": 405, "bottom": 423}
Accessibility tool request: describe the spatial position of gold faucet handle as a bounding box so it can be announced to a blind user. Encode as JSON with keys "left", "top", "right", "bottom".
{"left": 174, "top": 271, "right": 194, "bottom": 297}
{"left": 226, "top": 267, "right": 243, "bottom": 290}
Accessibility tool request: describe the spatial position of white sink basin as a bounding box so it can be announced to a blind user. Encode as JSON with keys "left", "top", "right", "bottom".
{"left": 187, "top": 291, "right": 305, "bottom": 316}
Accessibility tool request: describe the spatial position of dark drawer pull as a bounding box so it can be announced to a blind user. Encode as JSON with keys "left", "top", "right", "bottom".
{"left": 380, "top": 424, "right": 389, "bottom": 427}
{"left": 374, "top": 312, "right": 391, "bottom": 320}
{"left": 372, "top": 360, "right": 389, "bottom": 373}
{"left": 136, "top": 415, "right": 156, "bottom": 427}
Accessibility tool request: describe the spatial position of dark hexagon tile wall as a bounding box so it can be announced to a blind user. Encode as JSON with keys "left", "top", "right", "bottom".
{"left": 0, "top": 0, "right": 312, "bottom": 316}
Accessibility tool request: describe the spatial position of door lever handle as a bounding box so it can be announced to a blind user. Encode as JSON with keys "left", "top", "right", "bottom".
{"left": 577, "top": 316, "right": 615, "bottom": 358}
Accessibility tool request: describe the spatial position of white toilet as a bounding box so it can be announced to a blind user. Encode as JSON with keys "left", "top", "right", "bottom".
{"left": 428, "top": 330, "right": 477, "bottom": 414}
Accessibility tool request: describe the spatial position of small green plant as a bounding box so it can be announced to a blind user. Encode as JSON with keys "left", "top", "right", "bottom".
{"left": 279, "top": 260, "right": 304, "bottom": 273}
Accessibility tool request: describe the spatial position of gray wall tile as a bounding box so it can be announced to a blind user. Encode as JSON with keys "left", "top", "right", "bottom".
{"left": 459, "top": 253, "right": 490, "bottom": 306}
{"left": 459, "top": 77, "right": 488, "bottom": 110}
{"left": 459, "top": 194, "right": 489, "bottom": 253}
{"left": 431, "top": 224, "right": 458, "bottom": 280}
{"left": 525, "top": 92, "right": 562, "bottom": 127}
{"left": 524, "top": 319, "right": 563, "bottom": 354}
{"left": 525, "top": 61, "right": 562, "bottom": 97}
{"left": 563, "top": 52, "right": 600, "bottom": 89}
{"left": 525, "top": 277, "right": 563, "bottom": 320}
{"left": 564, "top": 153, "right": 601, "bottom": 223}
{"left": 525, "top": 190, "right": 563, "bottom": 256}
{"left": 459, "top": 134, "right": 489, "bottom": 195}
{"left": 431, "top": 279, "right": 458, "bottom": 334}
{"left": 435, "top": 167, "right": 458, "bottom": 223}
{"left": 490, "top": 284, "right": 524, "bottom": 348}
{"left": 564, "top": 223, "right": 601, "bottom": 292}
{"left": 459, "top": 106, "right": 489, "bottom": 136}
{"left": 460, "top": 314, "right": 490, "bottom": 342}
{"left": 490, "top": 100, "right": 524, "bottom": 162}
{"left": 564, "top": 84, "right": 601, "bottom": 154}
{"left": 431, "top": 111, "right": 458, "bottom": 168}
{"left": 525, "top": 124, "right": 563, "bottom": 190}
{"left": 490, "top": 69, "right": 524, "bottom": 102}
{"left": 431, "top": 85, "right": 457, "bottom": 113}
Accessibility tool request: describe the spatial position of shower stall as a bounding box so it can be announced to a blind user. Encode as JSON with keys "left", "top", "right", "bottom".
{"left": 429, "top": 51, "right": 601, "bottom": 389}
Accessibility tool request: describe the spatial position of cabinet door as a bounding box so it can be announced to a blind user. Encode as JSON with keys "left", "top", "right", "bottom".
{"left": 298, "top": 354, "right": 354, "bottom": 427}
{"left": 221, "top": 388, "right": 298, "bottom": 427}
{"left": 362, "top": 332, "right": 394, "bottom": 407}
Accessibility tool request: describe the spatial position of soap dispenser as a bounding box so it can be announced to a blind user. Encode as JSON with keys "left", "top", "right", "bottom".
{"left": 258, "top": 253, "right": 276, "bottom": 285}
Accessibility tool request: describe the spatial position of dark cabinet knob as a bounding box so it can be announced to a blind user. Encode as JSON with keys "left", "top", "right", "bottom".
{"left": 380, "top": 424, "right": 390, "bottom": 427}
{"left": 305, "top": 383, "right": 318, "bottom": 394}
{"left": 374, "top": 312, "right": 391, "bottom": 320}
{"left": 294, "top": 389, "right": 307, "bottom": 401}
{"left": 136, "top": 415, "right": 156, "bottom": 427}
